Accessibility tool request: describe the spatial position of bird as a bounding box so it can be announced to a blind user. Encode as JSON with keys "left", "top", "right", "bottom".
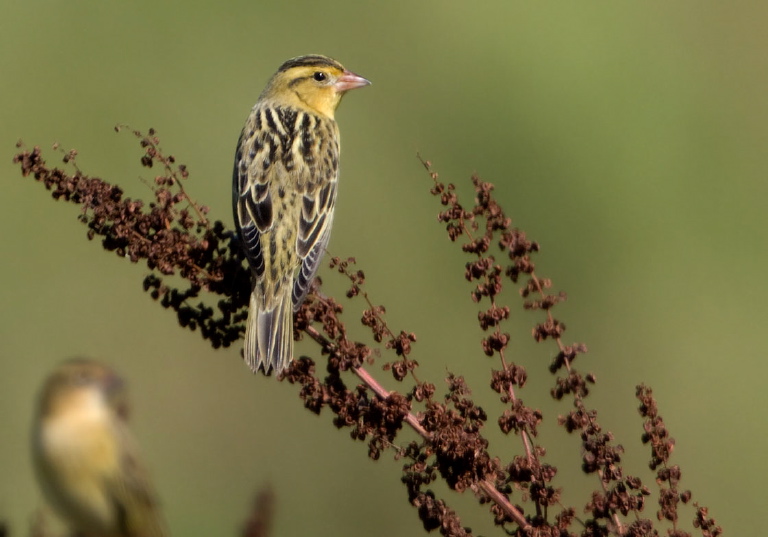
{"left": 31, "top": 358, "right": 167, "bottom": 537}
{"left": 232, "top": 54, "right": 370, "bottom": 374}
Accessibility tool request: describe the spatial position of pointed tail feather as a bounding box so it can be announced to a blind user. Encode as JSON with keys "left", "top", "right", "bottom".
{"left": 244, "top": 286, "right": 294, "bottom": 374}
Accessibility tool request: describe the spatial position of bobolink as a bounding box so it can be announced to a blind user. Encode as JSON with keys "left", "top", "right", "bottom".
{"left": 233, "top": 54, "right": 370, "bottom": 374}
{"left": 32, "top": 359, "right": 167, "bottom": 537}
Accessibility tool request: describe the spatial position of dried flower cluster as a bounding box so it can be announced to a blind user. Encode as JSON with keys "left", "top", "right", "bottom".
{"left": 12, "top": 132, "right": 721, "bottom": 537}
{"left": 14, "top": 130, "right": 251, "bottom": 349}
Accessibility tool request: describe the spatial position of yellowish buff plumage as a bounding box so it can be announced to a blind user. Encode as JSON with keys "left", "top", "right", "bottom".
{"left": 32, "top": 359, "right": 167, "bottom": 537}
{"left": 233, "top": 55, "right": 370, "bottom": 374}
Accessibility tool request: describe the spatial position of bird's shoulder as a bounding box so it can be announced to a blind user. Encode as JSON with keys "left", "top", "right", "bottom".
{"left": 244, "top": 101, "right": 337, "bottom": 142}
{"left": 238, "top": 103, "right": 339, "bottom": 183}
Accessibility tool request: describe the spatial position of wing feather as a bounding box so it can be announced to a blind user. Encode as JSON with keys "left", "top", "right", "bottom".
{"left": 107, "top": 422, "right": 167, "bottom": 537}
{"left": 293, "top": 170, "right": 337, "bottom": 308}
{"left": 293, "top": 222, "right": 332, "bottom": 310}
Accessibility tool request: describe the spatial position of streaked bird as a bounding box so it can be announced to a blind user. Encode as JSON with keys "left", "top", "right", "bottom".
{"left": 31, "top": 359, "right": 167, "bottom": 537}
{"left": 233, "top": 54, "right": 370, "bottom": 374}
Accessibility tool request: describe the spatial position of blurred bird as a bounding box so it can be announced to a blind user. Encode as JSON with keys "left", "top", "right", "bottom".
{"left": 233, "top": 54, "right": 370, "bottom": 374}
{"left": 31, "top": 359, "right": 167, "bottom": 537}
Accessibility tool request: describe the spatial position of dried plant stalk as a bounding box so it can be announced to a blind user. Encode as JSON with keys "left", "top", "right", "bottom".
{"left": 12, "top": 131, "right": 722, "bottom": 537}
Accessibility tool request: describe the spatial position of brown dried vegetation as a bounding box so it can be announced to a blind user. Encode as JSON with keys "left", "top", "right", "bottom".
{"left": 12, "top": 131, "right": 721, "bottom": 537}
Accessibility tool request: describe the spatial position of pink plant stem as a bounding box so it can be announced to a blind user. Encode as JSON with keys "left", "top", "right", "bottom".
{"left": 302, "top": 324, "right": 531, "bottom": 530}
{"left": 354, "top": 364, "right": 530, "bottom": 530}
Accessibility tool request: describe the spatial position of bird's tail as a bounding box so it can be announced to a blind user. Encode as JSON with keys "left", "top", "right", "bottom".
{"left": 244, "top": 285, "right": 294, "bottom": 375}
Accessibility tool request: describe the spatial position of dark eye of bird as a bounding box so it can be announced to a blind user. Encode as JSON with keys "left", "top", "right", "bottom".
{"left": 313, "top": 71, "right": 327, "bottom": 82}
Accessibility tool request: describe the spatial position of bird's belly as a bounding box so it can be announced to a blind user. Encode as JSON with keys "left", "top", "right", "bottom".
{"left": 34, "top": 413, "right": 121, "bottom": 533}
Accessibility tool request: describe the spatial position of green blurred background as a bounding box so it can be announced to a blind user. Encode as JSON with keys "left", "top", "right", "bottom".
{"left": 2, "top": 1, "right": 766, "bottom": 535}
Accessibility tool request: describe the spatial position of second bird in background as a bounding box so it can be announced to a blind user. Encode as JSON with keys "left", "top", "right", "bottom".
{"left": 233, "top": 54, "right": 371, "bottom": 375}
{"left": 31, "top": 358, "right": 167, "bottom": 537}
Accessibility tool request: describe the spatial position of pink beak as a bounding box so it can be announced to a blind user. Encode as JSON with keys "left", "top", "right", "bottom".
{"left": 335, "top": 70, "right": 371, "bottom": 92}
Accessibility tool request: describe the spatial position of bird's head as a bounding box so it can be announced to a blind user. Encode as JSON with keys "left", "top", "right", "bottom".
{"left": 37, "top": 358, "right": 129, "bottom": 421}
{"left": 260, "top": 54, "right": 370, "bottom": 118}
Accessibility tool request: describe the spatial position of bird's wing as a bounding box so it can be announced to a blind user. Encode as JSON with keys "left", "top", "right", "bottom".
{"left": 107, "top": 422, "right": 167, "bottom": 537}
{"left": 233, "top": 118, "right": 278, "bottom": 280}
{"left": 293, "top": 121, "right": 339, "bottom": 309}
{"left": 293, "top": 199, "right": 333, "bottom": 311}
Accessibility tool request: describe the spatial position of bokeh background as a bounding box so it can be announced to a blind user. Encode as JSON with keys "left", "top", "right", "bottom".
{"left": 2, "top": 1, "right": 766, "bottom": 535}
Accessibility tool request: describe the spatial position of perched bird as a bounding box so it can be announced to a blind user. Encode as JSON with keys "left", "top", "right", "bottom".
{"left": 31, "top": 359, "right": 167, "bottom": 537}
{"left": 233, "top": 54, "right": 370, "bottom": 374}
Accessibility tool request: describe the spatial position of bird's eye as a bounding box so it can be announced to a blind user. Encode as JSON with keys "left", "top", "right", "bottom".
{"left": 313, "top": 71, "right": 327, "bottom": 82}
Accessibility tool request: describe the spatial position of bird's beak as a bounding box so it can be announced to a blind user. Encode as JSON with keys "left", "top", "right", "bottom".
{"left": 335, "top": 70, "right": 371, "bottom": 93}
